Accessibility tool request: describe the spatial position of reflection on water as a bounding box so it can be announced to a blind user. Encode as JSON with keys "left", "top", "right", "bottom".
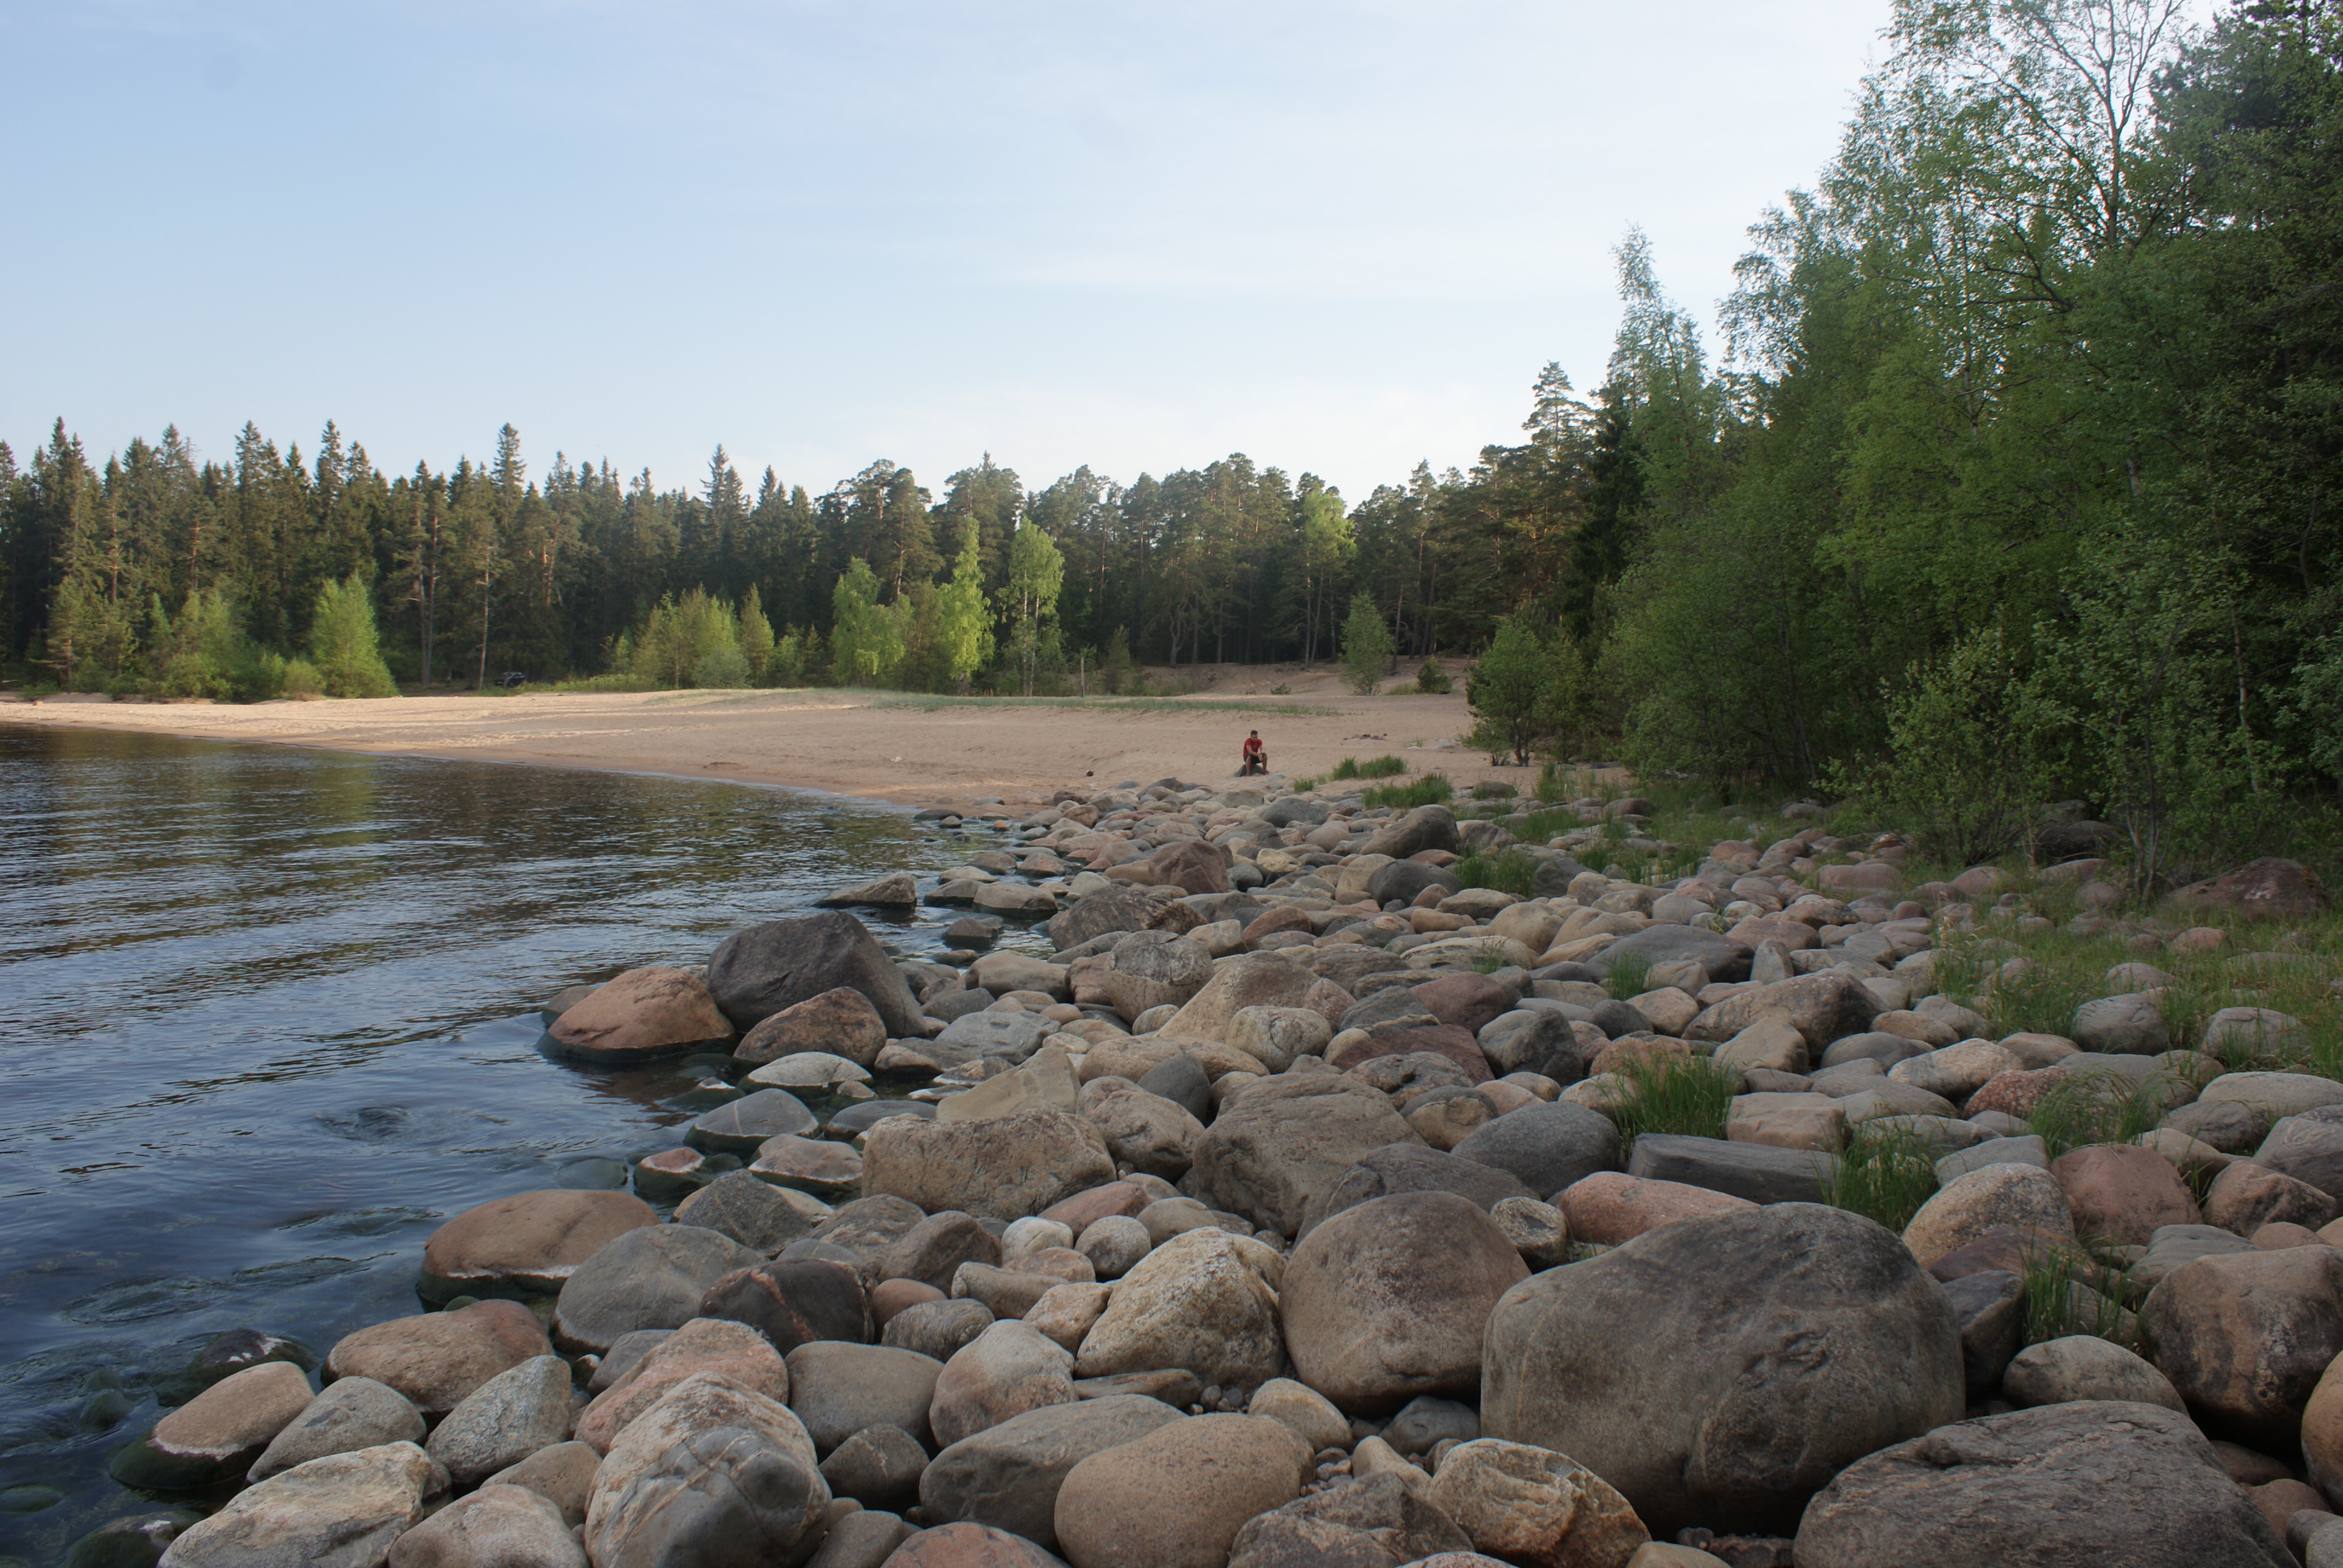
{"left": 0, "top": 724, "right": 1001, "bottom": 1560}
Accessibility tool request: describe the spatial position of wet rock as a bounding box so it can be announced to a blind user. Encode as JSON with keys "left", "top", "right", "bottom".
{"left": 1190, "top": 1075, "right": 1424, "bottom": 1236}
{"left": 2138, "top": 1245, "right": 2343, "bottom": 1450}
{"left": 864, "top": 1108, "right": 1116, "bottom": 1222}
{"left": 1072, "top": 1226, "right": 1289, "bottom": 1391}
{"left": 324, "top": 1300, "right": 552, "bottom": 1417}
{"left": 819, "top": 872, "right": 920, "bottom": 909}
{"left": 1483, "top": 1203, "right": 1964, "bottom": 1536}
{"left": 931, "top": 1322, "right": 1080, "bottom": 1447}
{"left": 921, "top": 1394, "right": 1186, "bottom": 1551}
{"left": 787, "top": 1341, "right": 943, "bottom": 1452}
{"left": 1053, "top": 1412, "right": 1313, "bottom": 1568}
{"left": 709, "top": 910, "right": 926, "bottom": 1036}
{"left": 1282, "top": 1191, "right": 1527, "bottom": 1414}
{"left": 249, "top": 1377, "right": 424, "bottom": 1482}
{"left": 689, "top": 1088, "right": 821, "bottom": 1155}
{"left": 738, "top": 986, "right": 892, "bottom": 1068}
{"left": 62, "top": 1510, "right": 201, "bottom": 1568}
{"left": 1901, "top": 1163, "right": 2074, "bottom": 1268}
{"left": 583, "top": 1373, "right": 830, "bottom": 1568}
{"left": 157, "top": 1440, "right": 439, "bottom": 1567}
{"left": 575, "top": 1317, "right": 791, "bottom": 1453}
{"left": 418, "top": 1189, "right": 658, "bottom": 1306}
{"left": 545, "top": 965, "right": 733, "bottom": 1063}
{"left": 424, "top": 1354, "right": 572, "bottom": 1488}
{"left": 2005, "top": 1336, "right": 2185, "bottom": 1413}
{"left": 883, "top": 1299, "right": 997, "bottom": 1363}
{"left": 550, "top": 1223, "right": 764, "bottom": 1354}
{"left": 700, "top": 1256, "right": 874, "bottom": 1354}
{"left": 1229, "top": 1472, "right": 1475, "bottom": 1568}
{"left": 674, "top": 1168, "right": 827, "bottom": 1253}
{"left": 154, "top": 1329, "right": 318, "bottom": 1406}
{"left": 384, "top": 1482, "right": 585, "bottom": 1568}
{"left": 1449, "top": 1101, "right": 1620, "bottom": 1200}
{"left": 1792, "top": 1402, "right": 2292, "bottom": 1568}
{"left": 748, "top": 1051, "right": 877, "bottom": 1093}
{"left": 1426, "top": 1437, "right": 1651, "bottom": 1568}
{"left": 1624, "top": 1135, "right": 1833, "bottom": 1206}
{"left": 111, "top": 1361, "right": 315, "bottom": 1491}
{"left": 749, "top": 1132, "right": 867, "bottom": 1198}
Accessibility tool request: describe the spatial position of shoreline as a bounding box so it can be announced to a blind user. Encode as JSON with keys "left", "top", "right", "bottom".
{"left": 1, "top": 677, "right": 1496, "bottom": 813}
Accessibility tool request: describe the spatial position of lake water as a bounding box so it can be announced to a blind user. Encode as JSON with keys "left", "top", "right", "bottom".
{"left": 0, "top": 724, "right": 1002, "bottom": 1562}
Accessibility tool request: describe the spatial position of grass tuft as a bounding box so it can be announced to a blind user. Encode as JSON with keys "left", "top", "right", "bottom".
{"left": 1824, "top": 1125, "right": 1941, "bottom": 1232}
{"left": 2022, "top": 1243, "right": 2137, "bottom": 1349}
{"left": 1603, "top": 949, "right": 1654, "bottom": 1001}
{"left": 1455, "top": 848, "right": 1538, "bottom": 898}
{"left": 2026, "top": 1072, "right": 2174, "bottom": 1157}
{"left": 1331, "top": 754, "right": 1409, "bottom": 780}
{"left": 1362, "top": 774, "right": 1454, "bottom": 809}
{"left": 1605, "top": 1053, "right": 1738, "bottom": 1144}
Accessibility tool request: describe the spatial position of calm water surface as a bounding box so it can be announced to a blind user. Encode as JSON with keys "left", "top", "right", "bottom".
{"left": 0, "top": 724, "right": 1012, "bottom": 1561}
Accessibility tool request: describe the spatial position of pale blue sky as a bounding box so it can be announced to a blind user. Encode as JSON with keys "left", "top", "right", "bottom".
{"left": 4, "top": 1, "right": 1895, "bottom": 500}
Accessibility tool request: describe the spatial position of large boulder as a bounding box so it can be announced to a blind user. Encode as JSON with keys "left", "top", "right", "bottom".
{"left": 1588, "top": 924, "right": 1754, "bottom": 985}
{"left": 156, "top": 1441, "right": 439, "bottom": 1568}
{"left": 863, "top": 1108, "right": 1116, "bottom": 1222}
{"left": 324, "top": 1301, "right": 554, "bottom": 1418}
{"left": 2164, "top": 857, "right": 2332, "bottom": 921}
{"left": 1901, "top": 1163, "right": 2074, "bottom": 1269}
{"left": 1425, "top": 1437, "right": 1651, "bottom": 1568}
{"left": 419, "top": 1189, "right": 658, "bottom": 1306}
{"left": 1073, "top": 1227, "right": 1289, "bottom": 1390}
{"left": 735, "top": 987, "right": 890, "bottom": 1068}
{"left": 1482, "top": 1204, "right": 1964, "bottom": 1535}
{"left": 2137, "top": 1245, "right": 2343, "bottom": 1451}
{"left": 422, "top": 1354, "right": 572, "bottom": 1489}
{"left": 1052, "top": 1412, "right": 1314, "bottom": 1568}
{"left": 920, "top": 1395, "right": 1187, "bottom": 1552}
{"left": 1159, "top": 953, "right": 1325, "bottom": 1042}
{"left": 574, "top": 1317, "right": 790, "bottom": 1453}
{"left": 110, "top": 1362, "right": 315, "bottom": 1491}
{"left": 550, "top": 1224, "right": 764, "bottom": 1354}
{"left": 1188, "top": 1076, "right": 1423, "bottom": 1236}
{"left": 1792, "top": 1402, "right": 2292, "bottom": 1568}
{"left": 583, "top": 1373, "right": 830, "bottom": 1568}
{"left": 785, "top": 1341, "right": 943, "bottom": 1452}
{"left": 1149, "top": 840, "right": 1230, "bottom": 896}
{"left": 708, "top": 912, "right": 925, "bottom": 1036}
{"left": 2072, "top": 993, "right": 2171, "bottom": 1055}
{"left": 545, "top": 966, "right": 734, "bottom": 1064}
{"left": 2255, "top": 1110, "right": 2343, "bottom": 1200}
{"left": 1101, "top": 932, "right": 1216, "bottom": 1021}
{"left": 1681, "top": 972, "right": 1881, "bottom": 1050}
{"left": 1449, "top": 1102, "right": 1621, "bottom": 1199}
{"left": 1298, "top": 1143, "right": 1536, "bottom": 1238}
{"left": 1083, "top": 1086, "right": 1204, "bottom": 1180}
{"left": 1282, "top": 1192, "right": 1528, "bottom": 1414}
{"left": 2004, "top": 1336, "right": 2186, "bottom": 1414}
{"left": 930, "top": 1322, "right": 1078, "bottom": 1448}
{"left": 1047, "top": 889, "right": 1187, "bottom": 950}
{"left": 2050, "top": 1143, "right": 2200, "bottom": 1244}
{"left": 699, "top": 1258, "right": 873, "bottom": 1355}
{"left": 249, "top": 1378, "right": 425, "bottom": 1481}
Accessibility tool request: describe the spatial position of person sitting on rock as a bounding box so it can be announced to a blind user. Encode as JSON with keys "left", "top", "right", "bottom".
{"left": 1239, "top": 730, "right": 1268, "bottom": 776}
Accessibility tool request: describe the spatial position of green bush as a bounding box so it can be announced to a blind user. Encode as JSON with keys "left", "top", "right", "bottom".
{"left": 307, "top": 572, "right": 398, "bottom": 698}
{"left": 1362, "top": 774, "right": 1453, "bottom": 809}
{"left": 1415, "top": 660, "right": 1452, "bottom": 694}
{"left": 1331, "top": 755, "right": 1407, "bottom": 780}
{"left": 278, "top": 658, "right": 325, "bottom": 699}
{"left": 693, "top": 647, "right": 752, "bottom": 689}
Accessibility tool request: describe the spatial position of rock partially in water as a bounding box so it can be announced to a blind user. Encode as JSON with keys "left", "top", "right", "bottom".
{"left": 325, "top": 1300, "right": 553, "bottom": 1418}
{"left": 545, "top": 965, "right": 735, "bottom": 1065}
{"left": 688, "top": 1088, "right": 820, "bottom": 1155}
{"left": 709, "top": 911, "right": 926, "bottom": 1037}
{"left": 153, "top": 1329, "right": 318, "bottom": 1407}
{"left": 749, "top": 1133, "right": 867, "bottom": 1199}
{"left": 62, "top": 1509, "right": 200, "bottom": 1568}
{"left": 746, "top": 1053, "right": 876, "bottom": 1092}
{"left": 418, "top": 1189, "right": 658, "bottom": 1306}
{"left": 737, "top": 987, "right": 891, "bottom": 1069}
{"left": 110, "top": 1362, "right": 315, "bottom": 1491}
{"left": 156, "top": 1440, "right": 441, "bottom": 1567}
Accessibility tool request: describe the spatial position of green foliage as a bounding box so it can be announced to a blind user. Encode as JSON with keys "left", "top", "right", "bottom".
{"left": 1340, "top": 594, "right": 1394, "bottom": 695}
{"left": 936, "top": 520, "right": 994, "bottom": 695}
{"left": 278, "top": 658, "right": 324, "bottom": 699}
{"left": 1841, "top": 627, "right": 2051, "bottom": 865}
{"left": 1000, "top": 520, "right": 1064, "bottom": 696}
{"left": 1466, "top": 617, "right": 1548, "bottom": 766}
{"left": 1330, "top": 755, "right": 1407, "bottom": 780}
{"left": 1602, "top": 948, "right": 1653, "bottom": 1001}
{"left": 829, "top": 559, "right": 900, "bottom": 687}
{"left": 692, "top": 646, "right": 752, "bottom": 688}
{"left": 1823, "top": 1126, "right": 1940, "bottom": 1233}
{"left": 307, "top": 572, "right": 397, "bottom": 697}
{"left": 1606, "top": 1053, "right": 1738, "bottom": 1145}
{"left": 1454, "top": 848, "right": 1538, "bottom": 897}
{"left": 1415, "top": 659, "right": 1452, "bottom": 694}
{"left": 738, "top": 586, "right": 775, "bottom": 681}
{"left": 628, "top": 589, "right": 747, "bottom": 690}
{"left": 2022, "top": 1245, "right": 2135, "bottom": 1351}
{"left": 1361, "top": 774, "right": 1452, "bottom": 809}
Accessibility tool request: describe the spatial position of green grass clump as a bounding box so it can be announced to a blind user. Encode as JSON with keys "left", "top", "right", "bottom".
{"left": 1330, "top": 755, "right": 1407, "bottom": 780}
{"left": 1455, "top": 848, "right": 1538, "bottom": 898}
{"left": 1824, "top": 1126, "right": 1941, "bottom": 1232}
{"left": 2022, "top": 1244, "right": 2137, "bottom": 1349}
{"left": 2026, "top": 1072, "right": 2174, "bottom": 1157}
{"left": 1362, "top": 773, "right": 1453, "bottom": 809}
{"left": 1472, "top": 780, "right": 1517, "bottom": 800}
{"left": 1605, "top": 1053, "right": 1738, "bottom": 1144}
{"left": 1602, "top": 948, "right": 1654, "bottom": 1000}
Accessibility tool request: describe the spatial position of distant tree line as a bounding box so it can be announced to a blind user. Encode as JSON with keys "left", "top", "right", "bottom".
{"left": 3, "top": 1, "right": 2336, "bottom": 851}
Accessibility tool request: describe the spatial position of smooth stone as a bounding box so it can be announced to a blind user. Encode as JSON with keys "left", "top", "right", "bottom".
{"left": 423, "top": 1354, "right": 573, "bottom": 1488}
{"left": 582, "top": 1373, "right": 829, "bottom": 1568}
{"left": 324, "top": 1301, "right": 554, "bottom": 1418}
{"left": 383, "top": 1483, "right": 584, "bottom": 1568}
{"left": 688, "top": 1088, "right": 820, "bottom": 1155}
{"left": 155, "top": 1441, "right": 439, "bottom": 1567}
{"left": 1052, "top": 1413, "right": 1313, "bottom": 1568}
{"left": 550, "top": 1224, "right": 765, "bottom": 1354}
{"left": 787, "top": 1342, "right": 944, "bottom": 1452}
{"left": 919, "top": 1394, "right": 1187, "bottom": 1552}
{"left": 817, "top": 1424, "right": 929, "bottom": 1512}
{"left": 249, "top": 1378, "right": 425, "bottom": 1482}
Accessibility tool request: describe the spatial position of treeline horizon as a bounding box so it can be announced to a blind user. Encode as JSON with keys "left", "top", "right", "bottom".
{"left": 4, "top": 0, "right": 2338, "bottom": 877}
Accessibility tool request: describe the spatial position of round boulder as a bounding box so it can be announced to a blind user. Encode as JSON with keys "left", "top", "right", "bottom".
{"left": 699, "top": 1258, "right": 873, "bottom": 1356}
{"left": 419, "top": 1189, "right": 658, "bottom": 1306}
{"left": 1071, "top": 1227, "right": 1289, "bottom": 1393}
{"left": 583, "top": 1373, "right": 830, "bottom": 1568}
{"left": 1053, "top": 1412, "right": 1314, "bottom": 1568}
{"left": 551, "top": 1224, "right": 765, "bottom": 1355}
{"left": 545, "top": 965, "right": 734, "bottom": 1064}
{"left": 1281, "top": 1191, "right": 1529, "bottom": 1414}
{"left": 1449, "top": 1101, "right": 1622, "bottom": 1199}
{"left": 735, "top": 985, "right": 889, "bottom": 1068}
{"left": 325, "top": 1300, "right": 554, "bottom": 1418}
{"left": 1901, "top": 1163, "right": 2074, "bottom": 1268}
{"left": 1482, "top": 1203, "right": 1964, "bottom": 1536}
{"left": 862, "top": 1108, "right": 1116, "bottom": 1223}
{"left": 2138, "top": 1244, "right": 2343, "bottom": 1451}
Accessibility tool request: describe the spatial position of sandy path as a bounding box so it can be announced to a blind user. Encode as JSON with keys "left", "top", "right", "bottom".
{"left": 5, "top": 668, "right": 1507, "bottom": 809}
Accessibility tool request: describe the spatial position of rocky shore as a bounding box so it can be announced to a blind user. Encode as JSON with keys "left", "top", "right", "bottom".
{"left": 82, "top": 776, "right": 2343, "bottom": 1568}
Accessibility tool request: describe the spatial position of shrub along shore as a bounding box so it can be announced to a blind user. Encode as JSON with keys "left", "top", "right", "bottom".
{"left": 97, "top": 773, "right": 2343, "bottom": 1568}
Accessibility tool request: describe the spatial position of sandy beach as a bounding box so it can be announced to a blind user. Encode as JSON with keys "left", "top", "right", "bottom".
{"left": 4, "top": 666, "right": 1501, "bottom": 809}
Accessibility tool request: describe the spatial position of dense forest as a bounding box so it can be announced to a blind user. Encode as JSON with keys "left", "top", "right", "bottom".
{"left": 4, "top": 2, "right": 2338, "bottom": 845}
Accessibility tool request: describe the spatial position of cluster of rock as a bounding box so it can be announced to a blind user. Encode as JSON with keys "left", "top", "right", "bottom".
{"left": 94, "top": 782, "right": 2341, "bottom": 1568}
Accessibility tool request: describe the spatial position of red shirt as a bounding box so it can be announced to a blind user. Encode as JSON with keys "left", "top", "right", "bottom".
{"left": 1242, "top": 736, "right": 1264, "bottom": 757}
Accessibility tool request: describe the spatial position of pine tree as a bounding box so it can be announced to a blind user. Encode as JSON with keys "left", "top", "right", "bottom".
{"left": 935, "top": 520, "right": 994, "bottom": 696}
{"left": 1340, "top": 593, "right": 1394, "bottom": 695}
{"left": 308, "top": 571, "right": 398, "bottom": 697}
